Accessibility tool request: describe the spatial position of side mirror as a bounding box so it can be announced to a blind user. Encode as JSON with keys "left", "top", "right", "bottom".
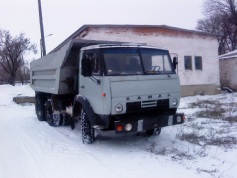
{"left": 81, "top": 57, "right": 92, "bottom": 77}
{"left": 172, "top": 57, "right": 178, "bottom": 71}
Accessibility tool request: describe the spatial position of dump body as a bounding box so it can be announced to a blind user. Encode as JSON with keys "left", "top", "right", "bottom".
{"left": 31, "top": 40, "right": 72, "bottom": 94}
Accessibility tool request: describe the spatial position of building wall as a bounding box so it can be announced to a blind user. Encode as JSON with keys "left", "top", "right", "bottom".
{"left": 220, "top": 58, "right": 237, "bottom": 90}
{"left": 76, "top": 27, "right": 220, "bottom": 96}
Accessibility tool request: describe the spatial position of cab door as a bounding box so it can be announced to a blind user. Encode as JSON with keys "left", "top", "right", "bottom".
{"left": 79, "top": 49, "right": 104, "bottom": 115}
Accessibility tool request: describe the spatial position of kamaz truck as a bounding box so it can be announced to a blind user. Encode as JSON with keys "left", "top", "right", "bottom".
{"left": 30, "top": 39, "right": 185, "bottom": 144}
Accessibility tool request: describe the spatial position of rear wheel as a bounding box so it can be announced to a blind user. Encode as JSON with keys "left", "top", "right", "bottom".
{"left": 45, "top": 99, "right": 61, "bottom": 127}
{"left": 81, "top": 108, "right": 95, "bottom": 144}
{"left": 45, "top": 99, "right": 54, "bottom": 126}
{"left": 35, "top": 94, "right": 46, "bottom": 121}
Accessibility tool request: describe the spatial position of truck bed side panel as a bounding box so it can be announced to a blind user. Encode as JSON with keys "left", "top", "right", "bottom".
{"left": 30, "top": 41, "right": 74, "bottom": 94}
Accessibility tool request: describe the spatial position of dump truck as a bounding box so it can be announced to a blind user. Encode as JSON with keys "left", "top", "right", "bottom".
{"left": 30, "top": 39, "right": 185, "bottom": 144}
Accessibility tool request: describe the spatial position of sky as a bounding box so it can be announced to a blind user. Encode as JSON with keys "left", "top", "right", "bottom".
{"left": 0, "top": 0, "right": 205, "bottom": 61}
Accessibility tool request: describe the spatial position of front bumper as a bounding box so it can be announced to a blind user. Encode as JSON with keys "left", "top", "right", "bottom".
{"left": 114, "top": 113, "right": 185, "bottom": 134}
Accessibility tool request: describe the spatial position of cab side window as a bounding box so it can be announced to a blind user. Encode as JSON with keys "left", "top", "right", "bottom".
{"left": 83, "top": 50, "right": 101, "bottom": 75}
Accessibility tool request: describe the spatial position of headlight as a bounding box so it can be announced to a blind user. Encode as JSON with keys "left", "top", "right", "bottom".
{"left": 171, "top": 98, "right": 178, "bottom": 106}
{"left": 125, "top": 123, "right": 132, "bottom": 131}
{"left": 177, "top": 116, "right": 182, "bottom": 123}
{"left": 115, "top": 103, "right": 123, "bottom": 112}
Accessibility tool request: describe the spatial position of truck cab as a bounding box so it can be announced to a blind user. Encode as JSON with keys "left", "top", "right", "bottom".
{"left": 30, "top": 40, "right": 184, "bottom": 144}
{"left": 75, "top": 44, "right": 184, "bottom": 143}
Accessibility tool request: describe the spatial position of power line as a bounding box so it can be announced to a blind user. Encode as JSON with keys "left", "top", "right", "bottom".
{"left": 0, "top": 8, "right": 36, "bottom": 11}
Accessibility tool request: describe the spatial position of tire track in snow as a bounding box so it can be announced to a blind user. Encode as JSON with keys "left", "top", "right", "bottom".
{"left": 0, "top": 116, "right": 46, "bottom": 178}
{"left": 0, "top": 104, "right": 114, "bottom": 178}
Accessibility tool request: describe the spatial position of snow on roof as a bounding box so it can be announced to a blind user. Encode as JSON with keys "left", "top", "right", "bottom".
{"left": 219, "top": 50, "right": 237, "bottom": 60}
{"left": 81, "top": 43, "right": 167, "bottom": 51}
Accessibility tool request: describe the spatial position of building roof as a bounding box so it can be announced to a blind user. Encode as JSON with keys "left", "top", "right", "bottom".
{"left": 219, "top": 50, "right": 237, "bottom": 60}
{"left": 50, "top": 24, "right": 218, "bottom": 53}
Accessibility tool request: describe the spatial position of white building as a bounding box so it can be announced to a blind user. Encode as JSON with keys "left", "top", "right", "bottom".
{"left": 219, "top": 50, "right": 237, "bottom": 90}
{"left": 53, "top": 25, "right": 220, "bottom": 96}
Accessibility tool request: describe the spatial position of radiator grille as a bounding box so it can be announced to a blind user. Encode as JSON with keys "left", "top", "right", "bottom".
{"left": 126, "top": 99, "right": 169, "bottom": 113}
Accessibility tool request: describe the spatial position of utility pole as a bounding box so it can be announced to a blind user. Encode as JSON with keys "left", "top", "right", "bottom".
{"left": 38, "top": 0, "right": 46, "bottom": 56}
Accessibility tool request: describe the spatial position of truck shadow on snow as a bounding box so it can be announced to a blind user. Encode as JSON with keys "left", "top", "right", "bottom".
{"left": 72, "top": 121, "right": 163, "bottom": 148}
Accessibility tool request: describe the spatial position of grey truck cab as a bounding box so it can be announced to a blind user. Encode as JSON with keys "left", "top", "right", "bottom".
{"left": 30, "top": 40, "right": 184, "bottom": 144}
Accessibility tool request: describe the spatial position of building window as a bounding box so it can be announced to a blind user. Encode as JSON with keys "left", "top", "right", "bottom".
{"left": 184, "top": 56, "right": 192, "bottom": 70}
{"left": 195, "top": 56, "right": 202, "bottom": 70}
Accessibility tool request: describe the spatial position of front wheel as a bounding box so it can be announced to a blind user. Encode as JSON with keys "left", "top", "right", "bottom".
{"left": 81, "top": 109, "right": 95, "bottom": 144}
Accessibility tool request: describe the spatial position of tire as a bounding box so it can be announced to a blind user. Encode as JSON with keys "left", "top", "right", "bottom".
{"left": 81, "top": 108, "right": 95, "bottom": 144}
{"left": 45, "top": 100, "right": 53, "bottom": 126}
{"left": 46, "top": 113, "right": 53, "bottom": 126}
{"left": 45, "top": 99, "right": 61, "bottom": 127}
{"left": 35, "top": 94, "right": 46, "bottom": 121}
{"left": 146, "top": 127, "right": 161, "bottom": 136}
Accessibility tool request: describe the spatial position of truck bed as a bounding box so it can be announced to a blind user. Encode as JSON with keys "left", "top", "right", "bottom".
{"left": 30, "top": 40, "right": 75, "bottom": 94}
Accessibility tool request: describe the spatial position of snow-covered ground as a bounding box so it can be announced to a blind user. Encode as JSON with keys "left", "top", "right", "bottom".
{"left": 0, "top": 84, "right": 237, "bottom": 178}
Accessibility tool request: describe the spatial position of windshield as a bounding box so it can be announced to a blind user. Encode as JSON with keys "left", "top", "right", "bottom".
{"left": 103, "top": 48, "right": 173, "bottom": 76}
{"left": 140, "top": 48, "right": 173, "bottom": 74}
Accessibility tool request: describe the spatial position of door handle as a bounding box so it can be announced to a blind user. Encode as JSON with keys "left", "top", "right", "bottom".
{"left": 81, "top": 85, "right": 85, "bottom": 89}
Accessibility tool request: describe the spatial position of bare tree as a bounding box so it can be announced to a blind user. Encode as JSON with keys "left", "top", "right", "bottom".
{"left": 0, "top": 29, "right": 37, "bottom": 85}
{"left": 17, "top": 61, "right": 30, "bottom": 84}
{"left": 197, "top": 0, "right": 237, "bottom": 54}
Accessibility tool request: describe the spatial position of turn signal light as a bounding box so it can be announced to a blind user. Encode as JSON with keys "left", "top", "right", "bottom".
{"left": 116, "top": 125, "right": 123, "bottom": 132}
{"left": 183, "top": 115, "right": 186, "bottom": 122}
